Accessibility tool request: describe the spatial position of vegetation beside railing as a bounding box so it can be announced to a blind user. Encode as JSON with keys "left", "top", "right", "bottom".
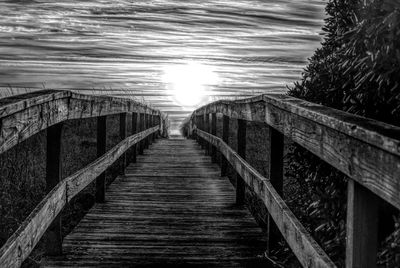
{"left": 0, "top": 90, "right": 166, "bottom": 267}
{"left": 285, "top": 0, "right": 400, "bottom": 266}
{"left": 187, "top": 93, "right": 400, "bottom": 268}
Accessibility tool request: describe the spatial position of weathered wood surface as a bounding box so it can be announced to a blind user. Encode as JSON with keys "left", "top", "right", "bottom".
{"left": 196, "top": 129, "right": 335, "bottom": 268}
{"left": 44, "top": 139, "right": 270, "bottom": 267}
{"left": 192, "top": 94, "right": 400, "bottom": 210}
{"left": 0, "top": 90, "right": 167, "bottom": 154}
{"left": 0, "top": 182, "right": 67, "bottom": 268}
{"left": 0, "top": 127, "right": 158, "bottom": 268}
{"left": 66, "top": 126, "right": 159, "bottom": 201}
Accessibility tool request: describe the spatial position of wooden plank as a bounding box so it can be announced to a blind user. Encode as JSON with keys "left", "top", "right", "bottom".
{"left": 345, "top": 180, "right": 378, "bottom": 268}
{"left": 44, "top": 139, "right": 270, "bottom": 267}
{"left": 96, "top": 116, "right": 107, "bottom": 203}
{"left": 196, "top": 129, "right": 335, "bottom": 268}
{"left": 45, "top": 123, "right": 64, "bottom": 256}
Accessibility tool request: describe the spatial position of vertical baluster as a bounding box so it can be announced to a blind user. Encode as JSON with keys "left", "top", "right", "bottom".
{"left": 158, "top": 114, "right": 162, "bottom": 138}
{"left": 200, "top": 113, "right": 205, "bottom": 150}
{"left": 145, "top": 113, "right": 150, "bottom": 149}
{"left": 236, "top": 119, "right": 246, "bottom": 205}
{"left": 96, "top": 116, "right": 107, "bottom": 203}
{"left": 139, "top": 113, "right": 145, "bottom": 155}
{"left": 45, "top": 123, "right": 63, "bottom": 256}
{"left": 211, "top": 113, "right": 217, "bottom": 163}
{"left": 147, "top": 114, "right": 152, "bottom": 146}
{"left": 221, "top": 115, "right": 229, "bottom": 177}
{"left": 196, "top": 115, "right": 201, "bottom": 144}
{"left": 205, "top": 113, "right": 210, "bottom": 155}
{"left": 346, "top": 180, "right": 378, "bottom": 268}
{"left": 267, "top": 126, "right": 284, "bottom": 252}
{"left": 151, "top": 115, "right": 155, "bottom": 142}
{"left": 132, "top": 112, "right": 138, "bottom": 163}
{"left": 119, "top": 113, "right": 127, "bottom": 174}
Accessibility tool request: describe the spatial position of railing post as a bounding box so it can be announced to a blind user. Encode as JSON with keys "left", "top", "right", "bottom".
{"left": 345, "top": 180, "right": 378, "bottom": 268}
{"left": 195, "top": 115, "right": 200, "bottom": 144}
{"left": 119, "top": 113, "right": 127, "bottom": 174}
{"left": 211, "top": 113, "right": 217, "bottom": 163}
{"left": 267, "top": 126, "right": 284, "bottom": 253}
{"left": 221, "top": 115, "right": 229, "bottom": 177}
{"left": 236, "top": 119, "right": 246, "bottom": 205}
{"left": 96, "top": 116, "right": 107, "bottom": 203}
{"left": 205, "top": 113, "right": 210, "bottom": 155}
{"left": 200, "top": 113, "right": 205, "bottom": 149}
{"left": 139, "top": 113, "right": 144, "bottom": 155}
{"left": 45, "top": 122, "right": 63, "bottom": 256}
{"left": 152, "top": 115, "right": 156, "bottom": 141}
{"left": 151, "top": 115, "right": 155, "bottom": 142}
{"left": 146, "top": 114, "right": 152, "bottom": 146}
{"left": 158, "top": 114, "right": 162, "bottom": 137}
{"left": 145, "top": 113, "right": 150, "bottom": 149}
{"left": 132, "top": 112, "right": 138, "bottom": 163}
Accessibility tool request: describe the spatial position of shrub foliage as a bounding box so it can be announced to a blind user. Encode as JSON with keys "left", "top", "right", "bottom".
{"left": 287, "top": 0, "right": 400, "bottom": 266}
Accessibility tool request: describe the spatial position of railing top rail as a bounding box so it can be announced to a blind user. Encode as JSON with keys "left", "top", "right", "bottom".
{"left": 0, "top": 90, "right": 166, "bottom": 155}
{"left": 190, "top": 93, "right": 400, "bottom": 212}
{"left": 193, "top": 94, "right": 400, "bottom": 157}
{"left": 0, "top": 90, "right": 161, "bottom": 119}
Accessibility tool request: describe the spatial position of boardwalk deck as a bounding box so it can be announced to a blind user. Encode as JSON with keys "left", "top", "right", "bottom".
{"left": 44, "top": 138, "right": 269, "bottom": 267}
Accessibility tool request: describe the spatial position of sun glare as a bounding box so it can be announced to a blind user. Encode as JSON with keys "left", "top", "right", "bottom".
{"left": 162, "top": 62, "right": 218, "bottom": 107}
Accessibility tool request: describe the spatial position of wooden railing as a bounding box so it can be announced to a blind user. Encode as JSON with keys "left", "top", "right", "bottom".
{"left": 0, "top": 90, "right": 167, "bottom": 268}
{"left": 187, "top": 94, "right": 400, "bottom": 268}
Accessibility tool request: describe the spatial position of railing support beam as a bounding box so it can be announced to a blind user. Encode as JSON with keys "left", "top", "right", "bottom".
{"left": 45, "top": 122, "right": 63, "bottom": 256}
{"left": 221, "top": 115, "right": 229, "bottom": 177}
{"left": 346, "top": 180, "right": 378, "bottom": 268}
{"left": 96, "top": 116, "right": 107, "bottom": 203}
{"left": 205, "top": 113, "right": 211, "bottom": 156}
{"left": 211, "top": 113, "right": 217, "bottom": 163}
{"left": 132, "top": 112, "right": 138, "bottom": 163}
{"left": 267, "top": 126, "right": 284, "bottom": 253}
{"left": 236, "top": 119, "right": 246, "bottom": 205}
{"left": 119, "top": 113, "right": 127, "bottom": 174}
{"left": 144, "top": 114, "right": 150, "bottom": 149}
{"left": 139, "top": 113, "right": 145, "bottom": 155}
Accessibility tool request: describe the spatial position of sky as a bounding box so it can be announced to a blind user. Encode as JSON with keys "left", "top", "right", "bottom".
{"left": 0, "top": 0, "right": 326, "bottom": 130}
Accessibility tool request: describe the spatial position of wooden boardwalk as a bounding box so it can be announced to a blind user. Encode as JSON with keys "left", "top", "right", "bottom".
{"left": 44, "top": 138, "right": 269, "bottom": 267}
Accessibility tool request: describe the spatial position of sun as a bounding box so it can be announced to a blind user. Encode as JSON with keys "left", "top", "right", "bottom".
{"left": 162, "top": 62, "right": 218, "bottom": 107}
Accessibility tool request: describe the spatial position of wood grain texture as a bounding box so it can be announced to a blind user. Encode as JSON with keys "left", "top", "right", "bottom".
{"left": 196, "top": 129, "right": 335, "bottom": 268}
{"left": 0, "top": 182, "right": 67, "bottom": 268}
{"left": 192, "top": 94, "right": 400, "bottom": 210}
{"left": 44, "top": 139, "right": 270, "bottom": 268}
{"left": 345, "top": 180, "right": 378, "bottom": 268}
{"left": 0, "top": 127, "right": 158, "bottom": 268}
{"left": 66, "top": 126, "right": 159, "bottom": 201}
{"left": 0, "top": 90, "right": 166, "bottom": 154}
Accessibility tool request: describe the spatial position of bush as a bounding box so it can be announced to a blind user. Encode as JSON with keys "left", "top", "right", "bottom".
{"left": 287, "top": 0, "right": 400, "bottom": 266}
